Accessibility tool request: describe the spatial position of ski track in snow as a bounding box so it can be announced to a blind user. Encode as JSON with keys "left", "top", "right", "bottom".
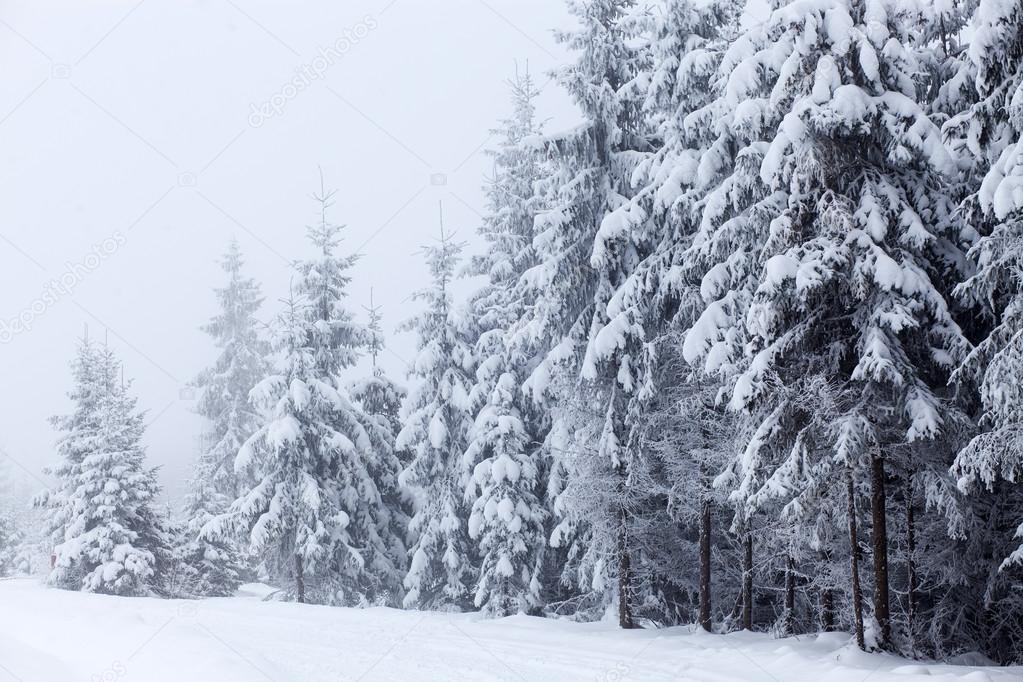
{"left": 0, "top": 579, "right": 1020, "bottom": 682}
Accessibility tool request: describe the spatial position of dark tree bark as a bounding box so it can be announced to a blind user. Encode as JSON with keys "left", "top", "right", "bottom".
{"left": 699, "top": 498, "right": 712, "bottom": 632}
{"left": 906, "top": 476, "right": 918, "bottom": 654}
{"left": 741, "top": 524, "right": 753, "bottom": 631}
{"left": 294, "top": 553, "right": 306, "bottom": 604}
{"left": 618, "top": 505, "right": 635, "bottom": 629}
{"left": 846, "top": 468, "right": 865, "bottom": 650}
{"left": 783, "top": 555, "right": 795, "bottom": 636}
{"left": 819, "top": 548, "right": 835, "bottom": 632}
{"left": 820, "top": 586, "right": 835, "bottom": 632}
{"left": 870, "top": 452, "right": 891, "bottom": 649}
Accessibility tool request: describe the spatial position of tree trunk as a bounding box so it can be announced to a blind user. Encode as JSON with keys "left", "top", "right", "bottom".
{"left": 906, "top": 476, "right": 917, "bottom": 655}
{"left": 870, "top": 452, "right": 891, "bottom": 649}
{"left": 819, "top": 548, "right": 835, "bottom": 632}
{"left": 783, "top": 555, "right": 795, "bottom": 636}
{"left": 741, "top": 523, "right": 753, "bottom": 631}
{"left": 846, "top": 468, "right": 865, "bottom": 650}
{"left": 699, "top": 498, "right": 712, "bottom": 632}
{"left": 294, "top": 553, "right": 306, "bottom": 604}
{"left": 618, "top": 506, "right": 635, "bottom": 629}
{"left": 820, "top": 585, "right": 835, "bottom": 632}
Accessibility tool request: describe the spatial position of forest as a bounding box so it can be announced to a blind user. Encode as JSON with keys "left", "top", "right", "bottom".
{"left": 3, "top": 0, "right": 1023, "bottom": 669}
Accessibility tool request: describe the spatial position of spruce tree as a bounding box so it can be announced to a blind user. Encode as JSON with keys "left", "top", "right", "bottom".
{"left": 208, "top": 184, "right": 403, "bottom": 605}
{"left": 579, "top": 0, "right": 737, "bottom": 626}
{"left": 193, "top": 238, "right": 267, "bottom": 503}
{"left": 0, "top": 513, "right": 25, "bottom": 576}
{"left": 944, "top": 0, "right": 1023, "bottom": 661}
{"left": 948, "top": 0, "right": 1023, "bottom": 573}
{"left": 0, "top": 455, "right": 37, "bottom": 576}
{"left": 463, "top": 70, "right": 549, "bottom": 617}
{"left": 184, "top": 238, "right": 266, "bottom": 595}
{"left": 177, "top": 456, "right": 245, "bottom": 597}
{"left": 206, "top": 294, "right": 340, "bottom": 603}
{"left": 348, "top": 293, "right": 410, "bottom": 596}
{"left": 521, "top": 0, "right": 654, "bottom": 626}
{"left": 398, "top": 218, "right": 477, "bottom": 610}
{"left": 680, "top": 0, "right": 969, "bottom": 647}
{"left": 41, "top": 341, "right": 166, "bottom": 595}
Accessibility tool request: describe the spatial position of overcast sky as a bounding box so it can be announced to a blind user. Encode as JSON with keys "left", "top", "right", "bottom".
{"left": 0, "top": 0, "right": 579, "bottom": 504}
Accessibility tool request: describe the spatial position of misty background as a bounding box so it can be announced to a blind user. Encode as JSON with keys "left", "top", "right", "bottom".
{"left": 0, "top": 0, "right": 578, "bottom": 504}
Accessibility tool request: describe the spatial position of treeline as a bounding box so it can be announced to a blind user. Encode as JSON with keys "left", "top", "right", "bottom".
{"left": 26, "top": 0, "right": 1023, "bottom": 666}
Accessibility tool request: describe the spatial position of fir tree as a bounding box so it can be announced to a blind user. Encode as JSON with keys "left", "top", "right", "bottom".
{"left": 40, "top": 341, "right": 166, "bottom": 596}
{"left": 578, "top": 0, "right": 737, "bottom": 626}
{"left": 398, "top": 216, "right": 477, "bottom": 610}
{"left": 184, "top": 238, "right": 266, "bottom": 595}
{"left": 948, "top": 0, "right": 1023, "bottom": 573}
{"left": 681, "top": 0, "right": 969, "bottom": 648}
{"left": 348, "top": 291, "right": 410, "bottom": 597}
{"left": 177, "top": 455, "right": 245, "bottom": 597}
{"left": 0, "top": 513, "right": 25, "bottom": 576}
{"left": 0, "top": 455, "right": 38, "bottom": 576}
{"left": 463, "top": 69, "right": 549, "bottom": 616}
{"left": 207, "top": 183, "right": 403, "bottom": 605}
{"left": 520, "top": 0, "right": 654, "bottom": 626}
{"left": 193, "top": 238, "right": 268, "bottom": 503}
{"left": 945, "top": 0, "right": 1023, "bottom": 661}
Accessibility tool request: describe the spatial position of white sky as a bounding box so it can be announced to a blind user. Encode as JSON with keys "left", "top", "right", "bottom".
{"left": 0, "top": 0, "right": 578, "bottom": 504}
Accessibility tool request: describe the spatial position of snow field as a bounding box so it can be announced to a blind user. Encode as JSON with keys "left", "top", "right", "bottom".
{"left": 0, "top": 579, "right": 1020, "bottom": 682}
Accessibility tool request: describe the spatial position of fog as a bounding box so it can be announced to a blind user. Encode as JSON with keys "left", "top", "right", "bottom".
{"left": 0, "top": 0, "right": 577, "bottom": 503}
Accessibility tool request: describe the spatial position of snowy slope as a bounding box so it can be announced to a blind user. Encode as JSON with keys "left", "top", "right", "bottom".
{"left": 0, "top": 579, "right": 1019, "bottom": 682}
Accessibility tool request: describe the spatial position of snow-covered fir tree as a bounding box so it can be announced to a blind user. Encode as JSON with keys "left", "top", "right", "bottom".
{"left": 680, "top": 0, "right": 970, "bottom": 649}
{"left": 349, "top": 291, "right": 409, "bottom": 463}
{"left": 578, "top": 0, "right": 738, "bottom": 627}
{"left": 462, "top": 69, "right": 549, "bottom": 617}
{"left": 348, "top": 292, "right": 410, "bottom": 591}
{"left": 515, "top": 0, "right": 657, "bottom": 626}
{"left": 192, "top": 238, "right": 268, "bottom": 504}
{"left": 207, "top": 184, "right": 404, "bottom": 605}
{"left": 182, "top": 238, "right": 267, "bottom": 596}
{"left": 398, "top": 218, "right": 477, "bottom": 610}
{"left": 948, "top": 0, "right": 1023, "bottom": 569}
{"left": 0, "top": 456, "right": 38, "bottom": 576}
{"left": 944, "top": 0, "right": 1023, "bottom": 661}
{"left": 0, "top": 513, "right": 25, "bottom": 576}
{"left": 176, "top": 455, "right": 245, "bottom": 597}
{"left": 40, "top": 340, "right": 167, "bottom": 596}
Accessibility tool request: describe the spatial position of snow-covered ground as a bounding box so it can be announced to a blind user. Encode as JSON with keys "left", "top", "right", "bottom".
{"left": 0, "top": 579, "right": 1019, "bottom": 682}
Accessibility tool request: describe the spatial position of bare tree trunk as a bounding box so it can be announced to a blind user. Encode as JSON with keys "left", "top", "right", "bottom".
{"left": 699, "top": 498, "right": 712, "bottom": 632}
{"left": 906, "top": 476, "right": 917, "bottom": 655}
{"left": 870, "top": 452, "right": 891, "bottom": 649}
{"left": 294, "top": 553, "right": 306, "bottom": 604}
{"left": 618, "top": 505, "right": 635, "bottom": 629}
{"left": 820, "top": 586, "right": 835, "bottom": 632}
{"left": 819, "top": 548, "right": 835, "bottom": 632}
{"left": 846, "top": 468, "right": 865, "bottom": 650}
{"left": 783, "top": 555, "right": 795, "bottom": 636}
{"left": 742, "top": 523, "right": 753, "bottom": 631}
